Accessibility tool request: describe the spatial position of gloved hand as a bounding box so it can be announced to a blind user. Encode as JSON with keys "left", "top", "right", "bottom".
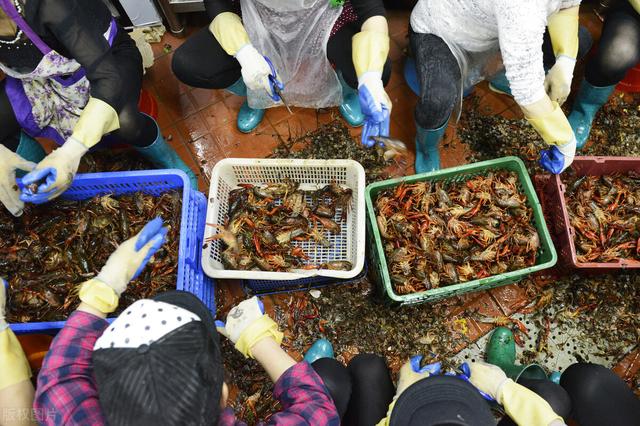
{"left": 0, "top": 145, "right": 36, "bottom": 217}
{"left": 544, "top": 56, "right": 576, "bottom": 105}
{"left": 79, "top": 217, "right": 167, "bottom": 313}
{"left": 396, "top": 355, "right": 441, "bottom": 396}
{"left": 20, "top": 137, "right": 88, "bottom": 204}
{"left": 359, "top": 71, "right": 391, "bottom": 146}
{"left": 236, "top": 44, "right": 273, "bottom": 94}
{"left": 540, "top": 137, "right": 576, "bottom": 174}
{"left": 467, "top": 361, "right": 509, "bottom": 402}
{"left": 216, "top": 296, "right": 284, "bottom": 358}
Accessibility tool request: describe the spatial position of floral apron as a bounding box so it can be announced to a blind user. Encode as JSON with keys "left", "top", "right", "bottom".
{"left": 0, "top": 0, "right": 116, "bottom": 145}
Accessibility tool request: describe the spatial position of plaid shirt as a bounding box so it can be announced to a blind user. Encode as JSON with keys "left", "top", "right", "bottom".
{"left": 34, "top": 311, "right": 339, "bottom": 426}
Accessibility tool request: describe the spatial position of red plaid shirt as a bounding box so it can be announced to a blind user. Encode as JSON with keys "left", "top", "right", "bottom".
{"left": 34, "top": 311, "right": 339, "bottom": 426}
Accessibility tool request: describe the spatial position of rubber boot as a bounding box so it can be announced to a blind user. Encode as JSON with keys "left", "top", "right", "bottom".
{"left": 226, "top": 77, "right": 264, "bottom": 133}
{"left": 303, "top": 338, "right": 334, "bottom": 364}
{"left": 338, "top": 72, "right": 364, "bottom": 127}
{"left": 15, "top": 132, "right": 46, "bottom": 178}
{"left": 486, "top": 327, "right": 547, "bottom": 382}
{"left": 488, "top": 70, "right": 512, "bottom": 96}
{"left": 568, "top": 79, "right": 616, "bottom": 149}
{"left": 135, "top": 116, "right": 199, "bottom": 190}
{"left": 414, "top": 120, "right": 447, "bottom": 174}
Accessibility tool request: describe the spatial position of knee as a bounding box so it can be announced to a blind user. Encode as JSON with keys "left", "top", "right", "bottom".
{"left": 415, "top": 89, "right": 454, "bottom": 129}
{"left": 171, "top": 46, "right": 193, "bottom": 85}
{"left": 116, "top": 109, "right": 147, "bottom": 143}
{"left": 348, "top": 354, "right": 389, "bottom": 381}
{"left": 519, "top": 379, "right": 571, "bottom": 419}
{"left": 311, "top": 358, "right": 351, "bottom": 417}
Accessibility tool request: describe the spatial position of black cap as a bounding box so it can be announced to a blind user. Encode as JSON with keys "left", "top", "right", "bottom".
{"left": 93, "top": 291, "right": 223, "bottom": 426}
{"left": 390, "top": 375, "right": 495, "bottom": 426}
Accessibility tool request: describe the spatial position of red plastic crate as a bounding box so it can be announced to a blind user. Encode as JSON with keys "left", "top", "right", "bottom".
{"left": 539, "top": 156, "right": 640, "bottom": 273}
{"left": 617, "top": 62, "right": 640, "bottom": 94}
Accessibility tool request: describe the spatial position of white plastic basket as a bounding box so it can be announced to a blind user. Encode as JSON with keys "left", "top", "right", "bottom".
{"left": 202, "top": 158, "right": 366, "bottom": 280}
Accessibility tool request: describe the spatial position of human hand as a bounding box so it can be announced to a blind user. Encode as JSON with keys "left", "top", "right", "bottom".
{"left": 467, "top": 361, "right": 510, "bottom": 403}
{"left": 544, "top": 56, "right": 576, "bottom": 106}
{"left": 540, "top": 137, "right": 576, "bottom": 174}
{"left": 20, "top": 138, "right": 87, "bottom": 204}
{"left": 358, "top": 71, "right": 391, "bottom": 147}
{"left": 216, "top": 296, "right": 283, "bottom": 358}
{"left": 0, "top": 145, "right": 36, "bottom": 216}
{"left": 236, "top": 44, "right": 274, "bottom": 93}
{"left": 395, "top": 355, "right": 441, "bottom": 396}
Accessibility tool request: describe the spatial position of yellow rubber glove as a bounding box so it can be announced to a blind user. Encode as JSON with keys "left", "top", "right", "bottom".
{"left": 629, "top": 0, "right": 640, "bottom": 14}
{"left": 71, "top": 97, "right": 120, "bottom": 149}
{"left": 209, "top": 12, "right": 250, "bottom": 56}
{"left": 547, "top": 7, "right": 579, "bottom": 59}
{"left": 0, "top": 279, "right": 32, "bottom": 391}
{"left": 469, "top": 362, "right": 563, "bottom": 426}
{"left": 525, "top": 100, "right": 574, "bottom": 146}
{"left": 216, "top": 297, "right": 284, "bottom": 358}
{"left": 352, "top": 30, "right": 390, "bottom": 78}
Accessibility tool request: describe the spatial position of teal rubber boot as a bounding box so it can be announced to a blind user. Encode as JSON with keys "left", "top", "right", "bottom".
{"left": 136, "top": 116, "right": 198, "bottom": 190}
{"left": 303, "top": 338, "right": 334, "bottom": 364}
{"left": 488, "top": 71, "right": 512, "bottom": 97}
{"left": 568, "top": 79, "right": 616, "bottom": 149}
{"left": 415, "top": 120, "right": 447, "bottom": 173}
{"left": 15, "top": 132, "right": 46, "bottom": 178}
{"left": 486, "top": 327, "right": 547, "bottom": 381}
{"left": 226, "top": 77, "right": 264, "bottom": 133}
{"left": 338, "top": 72, "right": 364, "bottom": 127}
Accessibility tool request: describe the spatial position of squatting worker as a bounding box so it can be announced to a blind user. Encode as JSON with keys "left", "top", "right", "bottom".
{"left": 171, "top": 0, "right": 392, "bottom": 146}
{"left": 409, "top": 0, "right": 590, "bottom": 174}
{"left": 568, "top": 0, "right": 640, "bottom": 149}
{"left": 33, "top": 221, "right": 341, "bottom": 424}
{"left": 0, "top": 0, "right": 197, "bottom": 219}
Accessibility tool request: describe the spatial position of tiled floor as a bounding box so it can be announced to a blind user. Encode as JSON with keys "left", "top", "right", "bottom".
{"left": 140, "top": 7, "right": 640, "bottom": 381}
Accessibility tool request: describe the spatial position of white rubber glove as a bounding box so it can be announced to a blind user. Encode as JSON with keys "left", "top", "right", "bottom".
{"left": 0, "top": 145, "right": 36, "bottom": 217}
{"left": 20, "top": 138, "right": 88, "bottom": 204}
{"left": 544, "top": 56, "right": 576, "bottom": 106}
{"left": 235, "top": 44, "right": 273, "bottom": 93}
{"left": 216, "top": 296, "right": 283, "bottom": 358}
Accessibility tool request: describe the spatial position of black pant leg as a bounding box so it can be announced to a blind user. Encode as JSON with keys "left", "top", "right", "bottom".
{"left": 497, "top": 378, "right": 572, "bottom": 426}
{"left": 585, "top": 2, "right": 640, "bottom": 86}
{"left": 172, "top": 27, "right": 242, "bottom": 89}
{"left": 560, "top": 363, "right": 640, "bottom": 426}
{"left": 326, "top": 22, "right": 392, "bottom": 89}
{"left": 410, "top": 30, "right": 460, "bottom": 130}
{"left": 0, "top": 79, "right": 22, "bottom": 151}
{"left": 311, "top": 358, "right": 352, "bottom": 419}
{"left": 343, "top": 354, "right": 395, "bottom": 426}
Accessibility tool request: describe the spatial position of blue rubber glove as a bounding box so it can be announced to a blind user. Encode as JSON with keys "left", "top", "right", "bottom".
{"left": 20, "top": 138, "right": 87, "bottom": 204}
{"left": 539, "top": 138, "right": 576, "bottom": 174}
{"left": 95, "top": 217, "right": 168, "bottom": 295}
{"left": 358, "top": 71, "right": 391, "bottom": 147}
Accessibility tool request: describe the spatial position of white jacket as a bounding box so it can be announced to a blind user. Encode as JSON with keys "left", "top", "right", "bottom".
{"left": 410, "top": 0, "right": 581, "bottom": 105}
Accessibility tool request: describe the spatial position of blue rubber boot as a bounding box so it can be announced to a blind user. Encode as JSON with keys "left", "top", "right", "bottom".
{"left": 488, "top": 70, "right": 512, "bottom": 96}
{"left": 15, "top": 132, "right": 45, "bottom": 178}
{"left": 568, "top": 79, "right": 616, "bottom": 149}
{"left": 135, "top": 116, "right": 198, "bottom": 190}
{"left": 338, "top": 72, "right": 364, "bottom": 127}
{"left": 415, "top": 120, "right": 447, "bottom": 174}
{"left": 226, "top": 77, "right": 264, "bottom": 133}
{"left": 303, "top": 338, "right": 334, "bottom": 364}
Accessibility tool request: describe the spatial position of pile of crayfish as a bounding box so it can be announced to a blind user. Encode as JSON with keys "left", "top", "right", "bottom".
{"left": 207, "top": 179, "right": 353, "bottom": 272}
{"left": 374, "top": 171, "right": 539, "bottom": 295}
{"left": 565, "top": 172, "right": 640, "bottom": 263}
{"left": 0, "top": 191, "right": 181, "bottom": 323}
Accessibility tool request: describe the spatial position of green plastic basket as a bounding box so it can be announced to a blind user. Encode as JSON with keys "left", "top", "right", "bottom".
{"left": 365, "top": 156, "right": 557, "bottom": 305}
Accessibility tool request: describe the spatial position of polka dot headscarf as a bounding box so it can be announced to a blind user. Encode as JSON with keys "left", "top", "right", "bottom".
{"left": 94, "top": 299, "right": 201, "bottom": 350}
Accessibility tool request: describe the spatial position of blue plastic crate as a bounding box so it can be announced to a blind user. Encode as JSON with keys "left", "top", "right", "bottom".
{"left": 243, "top": 263, "right": 369, "bottom": 296}
{"left": 9, "top": 169, "right": 215, "bottom": 334}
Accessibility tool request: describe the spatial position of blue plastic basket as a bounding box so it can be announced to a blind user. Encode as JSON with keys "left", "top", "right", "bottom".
{"left": 9, "top": 169, "right": 215, "bottom": 334}
{"left": 243, "top": 263, "right": 369, "bottom": 296}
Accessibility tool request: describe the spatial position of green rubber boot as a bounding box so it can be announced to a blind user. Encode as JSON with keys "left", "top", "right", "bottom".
{"left": 415, "top": 120, "right": 447, "bottom": 174}
{"left": 303, "top": 338, "right": 334, "bottom": 364}
{"left": 486, "top": 327, "right": 547, "bottom": 381}
{"left": 338, "top": 72, "right": 364, "bottom": 127}
{"left": 226, "top": 77, "right": 265, "bottom": 133}
{"left": 488, "top": 71, "right": 512, "bottom": 97}
{"left": 15, "top": 132, "right": 46, "bottom": 178}
{"left": 568, "top": 79, "right": 616, "bottom": 149}
{"left": 135, "top": 116, "right": 198, "bottom": 190}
